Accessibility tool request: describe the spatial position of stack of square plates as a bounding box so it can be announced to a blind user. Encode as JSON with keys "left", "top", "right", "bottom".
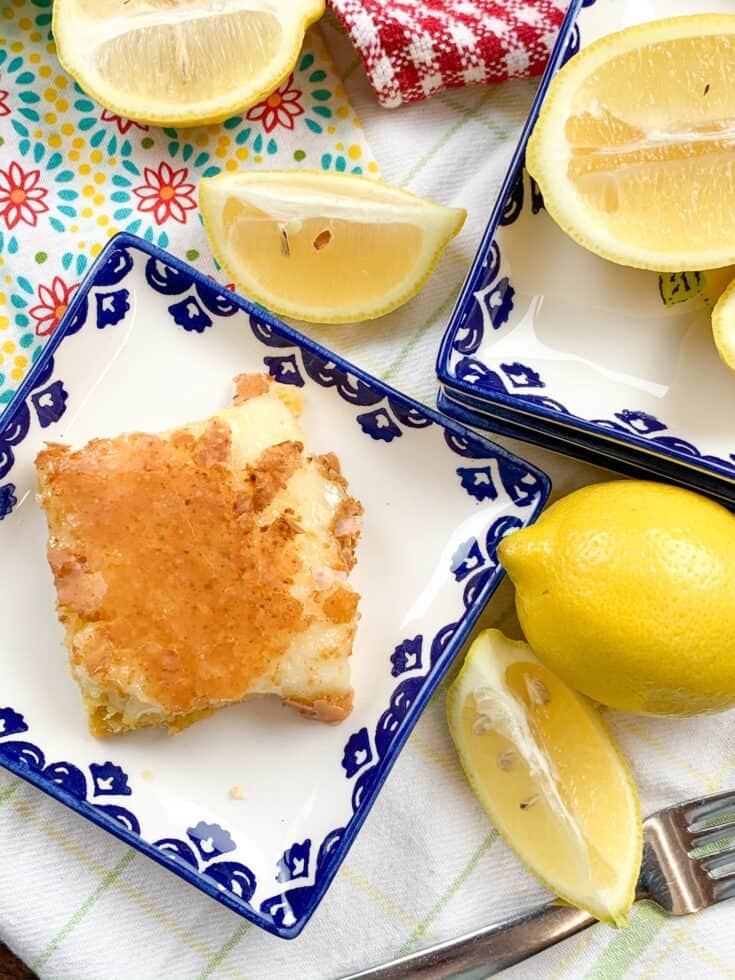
{"left": 436, "top": 0, "right": 735, "bottom": 507}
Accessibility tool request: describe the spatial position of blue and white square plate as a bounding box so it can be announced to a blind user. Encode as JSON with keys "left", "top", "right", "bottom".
{"left": 437, "top": 0, "right": 735, "bottom": 505}
{"left": 437, "top": 387, "right": 735, "bottom": 508}
{"left": 0, "top": 233, "right": 550, "bottom": 939}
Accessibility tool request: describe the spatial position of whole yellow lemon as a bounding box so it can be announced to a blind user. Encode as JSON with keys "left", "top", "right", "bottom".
{"left": 497, "top": 481, "right": 735, "bottom": 715}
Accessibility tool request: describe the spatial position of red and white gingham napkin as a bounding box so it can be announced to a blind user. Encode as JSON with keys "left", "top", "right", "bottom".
{"left": 329, "top": 0, "right": 568, "bottom": 108}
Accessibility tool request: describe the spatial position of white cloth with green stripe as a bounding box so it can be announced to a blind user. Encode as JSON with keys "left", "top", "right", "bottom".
{"left": 3, "top": 18, "right": 735, "bottom": 980}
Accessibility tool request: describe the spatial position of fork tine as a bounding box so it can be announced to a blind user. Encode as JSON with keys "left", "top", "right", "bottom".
{"left": 689, "top": 818, "right": 735, "bottom": 849}
{"left": 709, "top": 872, "right": 735, "bottom": 906}
{"left": 685, "top": 790, "right": 735, "bottom": 828}
{"left": 698, "top": 849, "right": 735, "bottom": 878}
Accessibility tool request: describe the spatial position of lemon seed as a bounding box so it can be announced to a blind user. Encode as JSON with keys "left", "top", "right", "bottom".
{"left": 527, "top": 676, "right": 550, "bottom": 707}
{"left": 472, "top": 714, "right": 494, "bottom": 735}
{"left": 313, "top": 229, "right": 332, "bottom": 251}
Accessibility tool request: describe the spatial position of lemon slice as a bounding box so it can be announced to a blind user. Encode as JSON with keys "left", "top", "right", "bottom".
{"left": 52, "top": 0, "right": 325, "bottom": 127}
{"left": 199, "top": 170, "right": 466, "bottom": 323}
{"left": 711, "top": 276, "right": 735, "bottom": 373}
{"left": 447, "top": 629, "right": 641, "bottom": 925}
{"left": 527, "top": 15, "right": 735, "bottom": 271}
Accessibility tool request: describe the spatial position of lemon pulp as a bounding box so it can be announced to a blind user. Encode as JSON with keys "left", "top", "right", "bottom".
{"left": 222, "top": 199, "right": 423, "bottom": 311}
{"left": 94, "top": 12, "right": 281, "bottom": 104}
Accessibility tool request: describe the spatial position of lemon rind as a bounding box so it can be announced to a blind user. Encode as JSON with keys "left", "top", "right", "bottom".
{"left": 711, "top": 275, "right": 735, "bottom": 373}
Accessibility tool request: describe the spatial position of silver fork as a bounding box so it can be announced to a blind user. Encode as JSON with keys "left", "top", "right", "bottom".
{"left": 342, "top": 789, "right": 735, "bottom": 980}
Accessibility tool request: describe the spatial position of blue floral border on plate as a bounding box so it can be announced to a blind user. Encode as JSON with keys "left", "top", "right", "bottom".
{"left": 435, "top": 0, "right": 735, "bottom": 495}
{"left": 437, "top": 387, "right": 735, "bottom": 511}
{"left": 0, "top": 233, "right": 550, "bottom": 939}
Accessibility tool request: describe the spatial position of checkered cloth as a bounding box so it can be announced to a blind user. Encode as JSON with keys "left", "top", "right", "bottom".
{"left": 328, "top": 0, "right": 567, "bottom": 108}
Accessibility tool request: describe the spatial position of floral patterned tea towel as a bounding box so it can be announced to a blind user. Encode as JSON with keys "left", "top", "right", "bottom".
{"left": 0, "top": 1, "right": 376, "bottom": 407}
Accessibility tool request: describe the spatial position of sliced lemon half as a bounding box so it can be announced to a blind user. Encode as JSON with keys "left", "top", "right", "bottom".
{"left": 199, "top": 170, "right": 466, "bottom": 323}
{"left": 52, "top": 0, "right": 325, "bottom": 127}
{"left": 711, "top": 275, "right": 735, "bottom": 373}
{"left": 447, "top": 629, "right": 641, "bottom": 926}
{"left": 527, "top": 15, "right": 735, "bottom": 271}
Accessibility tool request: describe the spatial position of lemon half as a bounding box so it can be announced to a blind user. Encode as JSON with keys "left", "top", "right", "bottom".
{"left": 52, "top": 0, "right": 325, "bottom": 127}
{"left": 447, "top": 629, "right": 641, "bottom": 926}
{"left": 527, "top": 15, "right": 735, "bottom": 271}
{"left": 199, "top": 170, "right": 466, "bottom": 323}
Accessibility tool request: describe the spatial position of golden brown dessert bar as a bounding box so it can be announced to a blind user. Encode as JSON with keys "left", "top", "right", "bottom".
{"left": 36, "top": 374, "right": 362, "bottom": 737}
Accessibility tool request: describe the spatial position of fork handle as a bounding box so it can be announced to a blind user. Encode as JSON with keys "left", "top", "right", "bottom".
{"left": 342, "top": 901, "right": 597, "bottom": 980}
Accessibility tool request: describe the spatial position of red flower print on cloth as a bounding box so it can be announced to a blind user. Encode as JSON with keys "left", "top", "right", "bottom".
{"left": 0, "top": 86, "right": 9, "bottom": 118}
{"left": 0, "top": 162, "right": 49, "bottom": 230}
{"left": 29, "top": 277, "right": 79, "bottom": 337}
{"left": 100, "top": 109, "right": 149, "bottom": 134}
{"left": 246, "top": 76, "right": 305, "bottom": 133}
{"left": 133, "top": 162, "right": 197, "bottom": 225}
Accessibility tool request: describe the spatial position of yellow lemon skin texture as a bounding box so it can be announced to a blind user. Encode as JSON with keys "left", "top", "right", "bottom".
{"left": 498, "top": 481, "right": 735, "bottom": 716}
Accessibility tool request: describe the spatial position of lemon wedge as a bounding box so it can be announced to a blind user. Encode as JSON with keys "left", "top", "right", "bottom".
{"left": 447, "top": 629, "right": 641, "bottom": 925}
{"left": 52, "top": 0, "right": 325, "bottom": 127}
{"left": 712, "top": 276, "right": 735, "bottom": 373}
{"left": 527, "top": 15, "right": 735, "bottom": 271}
{"left": 199, "top": 170, "right": 466, "bottom": 323}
